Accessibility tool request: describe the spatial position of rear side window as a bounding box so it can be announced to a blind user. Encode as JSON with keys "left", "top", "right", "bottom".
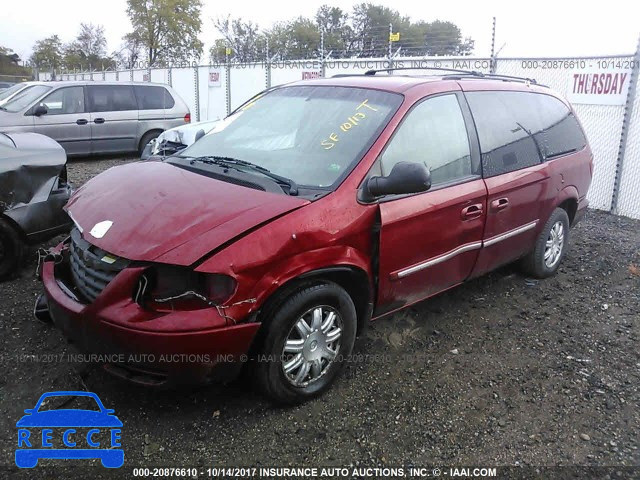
{"left": 380, "top": 94, "right": 476, "bottom": 186}
{"left": 88, "top": 85, "right": 137, "bottom": 112}
{"left": 534, "top": 94, "right": 586, "bottom": 159}
{"left": 467, "top": 91, "right": 586, "bottom": 178}
{"left": 466, "top": 91, "right": 541, "bottom": 177}
{"left": 134, "top": 86, "right": 175, "bottom": 110}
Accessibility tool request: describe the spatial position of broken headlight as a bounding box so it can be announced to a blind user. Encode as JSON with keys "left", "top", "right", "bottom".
{"left": 134, "top": 265, "right": 236, "bottom": 312}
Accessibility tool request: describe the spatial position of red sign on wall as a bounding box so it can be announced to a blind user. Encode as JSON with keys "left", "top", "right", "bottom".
{"left": 302, "top": 71, "right": 321, "bottom": 80}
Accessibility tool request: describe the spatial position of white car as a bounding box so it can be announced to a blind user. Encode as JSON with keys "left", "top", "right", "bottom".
{"left": 0, "top": 82, "right": 36, "bottom": 107}
{"left": 141, "top": 119, "right": 219, "bottom": 159}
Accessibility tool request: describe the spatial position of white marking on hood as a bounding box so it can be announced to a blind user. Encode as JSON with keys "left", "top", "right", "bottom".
{"left": 89, "top": 220, "right": 113, "bottom": 239}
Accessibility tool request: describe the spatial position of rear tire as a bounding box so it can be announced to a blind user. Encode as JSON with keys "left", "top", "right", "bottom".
{"left": 0, "top": 219, "right": 23, "bottom": 281}
{"left": 138, "top": 130, "right": 162, "bottom": 157}
{"left": 253, "top": 282, "right": 357, "bottom": 404}
{"left": 520, "top": 208, "right": 570, "bottom": 279}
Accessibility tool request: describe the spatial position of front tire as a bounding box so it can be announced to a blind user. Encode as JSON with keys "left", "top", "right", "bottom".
{"left": 254, "top": 282, "right": 357, "bottom": 404}
{"left": 138, "top": 130, "right": 161, "bottom": 157}
{"left": 520, "top": 208, "right": 570, "bottom": 278}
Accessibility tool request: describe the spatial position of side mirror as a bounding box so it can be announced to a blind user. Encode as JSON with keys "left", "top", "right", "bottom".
{"left": 364, "top": 161, "right": 432, "bottom": 200}
{"left": 24, "top": 409, "right": 34, "bottom": 415}
{"left": 34, "top": 104, "right": 48, "bottom": 117}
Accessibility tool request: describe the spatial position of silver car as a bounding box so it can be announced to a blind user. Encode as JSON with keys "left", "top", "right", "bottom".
{"left": 0, "top": 81, "right": 190, "bottom": 156}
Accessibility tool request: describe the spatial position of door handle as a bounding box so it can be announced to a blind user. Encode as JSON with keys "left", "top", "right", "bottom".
{"left": 491, "top": 198, "right": 509, "bottom": 211}
{"left": 94, "top": 118, "right": 105, "bottom": 124}
{"left": 76, "top": 119, "right": 88, "bottom": 125}
{"left": 461, "top": 203, "right": 483, "bottom": 220}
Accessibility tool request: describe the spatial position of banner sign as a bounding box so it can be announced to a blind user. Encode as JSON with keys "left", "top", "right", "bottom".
{"left": 567, "top": 69, "right": 631, "bottom": 105}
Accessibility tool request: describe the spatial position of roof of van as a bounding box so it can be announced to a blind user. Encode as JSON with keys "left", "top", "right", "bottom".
{"left": 289, "top": 74, "right": 549, "bottom": 94}
{"left": 21, "top": 81, "right": 172, "bottom": 88}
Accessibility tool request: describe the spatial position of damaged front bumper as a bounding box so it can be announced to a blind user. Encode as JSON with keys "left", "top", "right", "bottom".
{"left": 38, "top": 241, "right": 260, "bottom": 387}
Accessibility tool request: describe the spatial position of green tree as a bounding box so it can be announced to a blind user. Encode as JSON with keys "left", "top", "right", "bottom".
{"left": 126, "top": 0, "right": 204, "bottom": 66}
{"left": 113, "top": 32, "right": 143, "bottom": 68}
{"left": 62, "top": 23, "right": 114, "bottom": 70}
{"left": 211, "top": 17, "right": 265, "bottom": 63}
{"left": 29, "top": 35, "right": 63, "bottom": 70}
{"left": 424, "top": 20, "right": 474, "bottom": 56}
{"left": 266, "top": 17, "right": 320, "bottom": 60}
{"left": 0, "top": 46, "right": 31, "bottom": 77}
{"left": 315, "top": 5, "right": 349, "bottom": 56}
{"left": 350, "top": 3, "right": 410, "bottom": 57}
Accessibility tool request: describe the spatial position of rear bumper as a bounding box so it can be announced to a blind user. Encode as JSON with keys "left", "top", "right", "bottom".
{"left": 40, "top": 247, "right": 260, "bottom": 387}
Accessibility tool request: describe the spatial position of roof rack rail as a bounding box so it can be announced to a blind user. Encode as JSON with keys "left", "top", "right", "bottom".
{"left": 364, "top": 66, "right": 483, "bottom": 76}
{"left": 363, "top": 67, "right": 539, "bottom": 85}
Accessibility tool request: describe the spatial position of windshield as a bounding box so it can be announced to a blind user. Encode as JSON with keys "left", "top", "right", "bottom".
{"left": 36, "top": 395, "right": 102, "bottom": 412}
{"left": 0, "top": 83, "right": 29, "bottom": 104}
{"left": 1, "top": 85, "right": 51, "bottom": 112}
{"left": 176, "top": 86, "right": 402, "bottom": 188}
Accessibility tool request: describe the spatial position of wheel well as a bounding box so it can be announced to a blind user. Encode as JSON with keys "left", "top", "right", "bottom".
{"left": 558, "top": 198, "right": 578, "bottom": 225}
{"left": 256, "top": 267, "right": 373, "bottom": 335}
{"left": 139, "top": 129, "right": 163, "bottom": 151}
{"left": 0, "top": 213, "right": 27, "bottom": 242}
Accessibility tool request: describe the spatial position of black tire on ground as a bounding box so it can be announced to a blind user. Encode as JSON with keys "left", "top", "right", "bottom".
{"left": 138, "top": 130, "right": 162, "bottom": 157}
{"left": 520, "top": 207, "right": 570, "bottom": 279}
{"left": 0, "top": 218, "right": 24, "bottom": 281}
{"left": 253, "top": 282, "right": 357, "bottom": 404}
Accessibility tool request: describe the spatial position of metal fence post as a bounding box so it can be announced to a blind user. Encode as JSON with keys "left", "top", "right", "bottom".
{"left": 194, "top": 65, "right": 200, "bottom": 122}
{"left": 225, "top": 61, "right": 231, "bottom": 116}
{"left": 490, "top": 17, "right": 497, "bottom": 74}
{"left": 611, "top": 34, "right": 640, "bottom": 213}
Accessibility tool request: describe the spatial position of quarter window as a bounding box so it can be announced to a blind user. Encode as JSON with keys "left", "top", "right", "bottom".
{"left": 534, "top": 94, "right": 586, "bottom": 159}
{"left": 40, "top": 87, "right": 85, "bottom": 115}
{"left": 379, "top": 94, "right": 475, "bottom": 186}
{"left": 134, "top": 86, "right": 175, "bottom": 110}
{"left": 88, "top": 85, "right": 137, "bottom": 112}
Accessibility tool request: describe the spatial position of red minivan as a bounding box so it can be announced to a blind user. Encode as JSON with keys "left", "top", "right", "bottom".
{"left": 37, "top": 70, "right": 593, "bottom": 403}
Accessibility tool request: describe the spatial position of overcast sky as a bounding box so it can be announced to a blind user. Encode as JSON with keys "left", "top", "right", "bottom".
{"left": 2, "top": 0, "right": 638, "bottom": 62}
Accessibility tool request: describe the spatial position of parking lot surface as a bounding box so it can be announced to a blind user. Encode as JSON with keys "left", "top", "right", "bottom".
{"left": 1, "top": 157, "right": 638, "bottom": 477}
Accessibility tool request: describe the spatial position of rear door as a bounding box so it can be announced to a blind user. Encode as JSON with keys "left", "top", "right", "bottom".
{"left": 32, "top": 86, "right": 91, "bottom": 155}
{"left": 375, "top": 91, "right": 487, "bottom": 316}
{"left": 88, "top": 84, "right": 139, "bottom": 154}
{"left": 464, "top": 90, "right": 554, "bottom": 277}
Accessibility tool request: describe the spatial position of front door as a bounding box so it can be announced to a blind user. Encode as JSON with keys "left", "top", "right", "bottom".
{"left": 32, "top": 86, "right": 91, "bottom": 156}
{"left": 375, "top": 92, "right": 486, "bottom": 316}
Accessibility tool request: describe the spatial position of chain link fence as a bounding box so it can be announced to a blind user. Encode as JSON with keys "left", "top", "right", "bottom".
{"left": 47, "top": 52, "right": 640, "bottom": 219}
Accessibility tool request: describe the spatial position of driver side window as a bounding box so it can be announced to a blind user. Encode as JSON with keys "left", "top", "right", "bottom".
{"left": 39, "top": 87, "right": 85, "bottom": 115}
{"left": 380, "top": 94, "right": 475, "bottom": 186}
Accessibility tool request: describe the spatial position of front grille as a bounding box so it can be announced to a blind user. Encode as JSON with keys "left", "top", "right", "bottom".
{"left": 69, "top": 228, "right": 129, "bottom": 303}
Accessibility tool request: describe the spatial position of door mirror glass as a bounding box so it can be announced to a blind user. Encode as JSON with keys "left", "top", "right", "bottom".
{"left": 34, "top": 104, "right": 48, "bottom": 116}
{"left": 365, "top": 161, "right": 431, "bottom": 199}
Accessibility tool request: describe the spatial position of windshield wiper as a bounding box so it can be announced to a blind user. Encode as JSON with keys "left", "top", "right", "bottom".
{"left": 180, "top": 155, "right": 299, "bottom": 195}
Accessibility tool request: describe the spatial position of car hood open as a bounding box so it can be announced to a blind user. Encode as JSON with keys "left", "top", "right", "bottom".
{"left": 66, "top": 161, "right": 309, "bottom": 265}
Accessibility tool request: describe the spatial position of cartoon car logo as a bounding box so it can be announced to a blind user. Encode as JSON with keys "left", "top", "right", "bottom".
{"left": 16, "top": 391, "right": 123, "bottom": 468}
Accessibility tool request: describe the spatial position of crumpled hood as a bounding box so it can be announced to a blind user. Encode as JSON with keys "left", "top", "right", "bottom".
{"left": 66, "top": 161, "right": 309, "bottom": 265}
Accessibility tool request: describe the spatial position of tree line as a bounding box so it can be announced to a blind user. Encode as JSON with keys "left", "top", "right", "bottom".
{"left": 22, "top": 0, "right": 474, "bottom": 72}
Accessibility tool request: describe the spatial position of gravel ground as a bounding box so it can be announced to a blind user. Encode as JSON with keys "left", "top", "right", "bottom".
{"left": 1, "top": 157, "right": 639, "bottom": 478}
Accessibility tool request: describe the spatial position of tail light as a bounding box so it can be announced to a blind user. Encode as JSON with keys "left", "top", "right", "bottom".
{"left": 134, "top": 265, "right": 236, "bottom": 312}
{"left": 184, "top": 113, "right": 191, "bottom": 123}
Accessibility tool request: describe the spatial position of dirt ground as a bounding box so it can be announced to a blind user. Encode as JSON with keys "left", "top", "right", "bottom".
{"left": 1, "top": 157, "right": 639, "bottom": 478}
